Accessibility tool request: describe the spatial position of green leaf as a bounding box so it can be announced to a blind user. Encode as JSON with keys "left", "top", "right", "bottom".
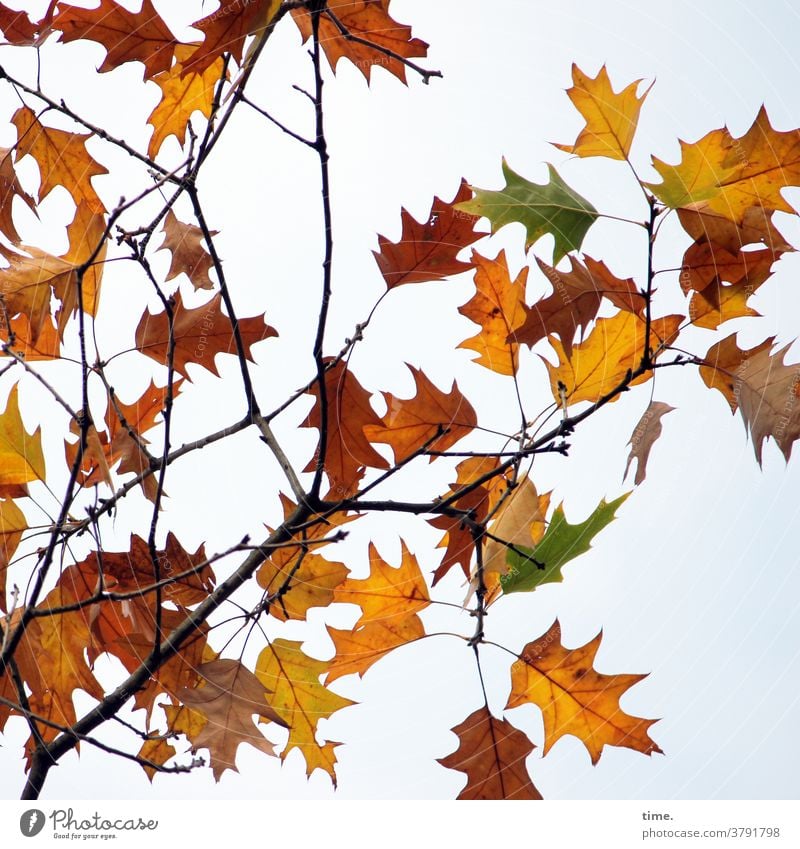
{"left": 457, "top": 159, "right": 598, "bottom": 263}
{"left": 500, "top": 492, "right": 630, "bottom": 594}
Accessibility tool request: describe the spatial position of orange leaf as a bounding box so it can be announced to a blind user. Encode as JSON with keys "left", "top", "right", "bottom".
{"left": 52, "top": 0, "right": 178, "bottom": 80}
{"left": 0, "top": 498, "right": 26, "bottom": 611}
{"left": 0, "top": 313, "right": 61, "bottom": 361}
{"left": 372, "top": 181, "right": 480, "bottom": 288}
{"left": 157, "top": 209, "right": 217, "bottom": 291}
{"left": 0, "top": 146, "right": 36, "bottom": 244}
{"left": 135, "top": 290, "right": 277, "bottom": 379}
{"left": 13, "top": 105, "right": 107, "bottom": 214}
{"left": 363, "top": 365, "right": 476, "bottom": 463}
{"left": 506, "top": 620, "right": 662, "bottom": 764}
{"left": 147, "top": 44, "right": 226, "bottom": 159}
{"left": 437, "top": 706, "right": 542, "bottom": 800}
{"left": 458, "top": 249, "right": 528, "bottom": 376}
{"left": 292, "top": 1, "right": 428, "bottom": 85}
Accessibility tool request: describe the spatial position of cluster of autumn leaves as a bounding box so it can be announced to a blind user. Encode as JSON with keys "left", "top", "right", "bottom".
{"left": 0, "top": 0, "right": 798, "bottom": 800}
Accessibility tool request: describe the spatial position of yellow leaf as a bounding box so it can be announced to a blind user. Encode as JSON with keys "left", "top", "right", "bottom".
{"left": 555, "top": 64, "right": 652, "bottom": 161}
{"left": 0, "top": 384, "right": 46, "bottom": 497}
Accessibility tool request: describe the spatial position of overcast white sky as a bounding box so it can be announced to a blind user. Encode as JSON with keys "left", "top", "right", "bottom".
{"left": 1, "top": 0, "right": 799, "bottom": 801}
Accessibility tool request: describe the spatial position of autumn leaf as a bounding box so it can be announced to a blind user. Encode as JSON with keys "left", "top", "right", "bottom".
{"left": 157, "top": 209, "right": 218, "bottom": 291}
{"left": 303, "top": 358, "right": 389, "bottom": 495}
{"left": 458, "top": 249, "right": 528, "bottom": 376}
{"left": 52, "top": 0, "right": 178, "bottom": 80}
{"left": 292, "top": 1, "right": 428, "bottom": 84}
{"left": 482, "top": 476, "right": 550, "bottom": 577}
{"left": 0, "top": 146, "right": 36, "bottom": 244}
{"left": 500, "top": 493, "right": 630, "bottom": 595}
{"left": 372, "top": 181, "right": 480, "bottom": 288}
{"left": 457, "top": 159, "right": 598, "bottom": 263}
{"left": 147, "top": 44, "right": 226, "bottom": 159}
{"left": 135, "top": 290, "right": 277, "bottom": 379}
{"left": 178, "top": 659, "right": 286, "bottom": 781}
{"left": 677, "top": 203, "right": 791, "bottom": 257}
{"left": 555, "top": 63, "right": 652, "bottom": 161}
{"left": 649, "top": 107, "right": 800, "bottom": 223}
{"left": 688, "top": 281, "right": 759, "bottom": 330}
{"left": 517, "top": 256, "right": 641, "bottom": 358}
{"left": 13, "top": 105, "right": 107, "bottom": 214}
{"left": 430, "top": 455, "right": 507, "bottom": 585}
{"left": 185, "top": 0, "right": 281, "bottom": 76}
{"left": 137, "top": 736, "right": 176, "bottom": 782}
{"left": 437, "top": 706, "right": 542, "bottom": 800}
{"left": 0, "top": 3, "right": 39, "bottom": 44}
{"left": 0, "top": 313, "right": 61, "bottom": 361}
{"left": 546, "top": 310, "right": 683, "bottom": 405}
{"left": 255, "top": 639, "right": 353, "bottom": 784}
{"left": 0, "top": 498, "right": 25, "bottom": 611}
{"left": 624, "top": 402, "right": 675, "bottom": 485}
{"left": 0, "top": 384, "right": 46, "bottom": 498}
{"left": 363, "top": 364, "right": 476, "bottom": 462}
{"left": 700, "top": 334, "right": 800, "bottom": 463}
{"left": 506, "top": 620, "right": 662, "bottom": 763}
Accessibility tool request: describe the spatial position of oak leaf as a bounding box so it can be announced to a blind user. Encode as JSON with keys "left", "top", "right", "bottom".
{"left": 0, "top": 146, "right": 36, "bottom": 244}
{"left": 147, "top": 44, "right": 226, "bottom": 159}
{"left": 0, "top": 3, "right": 38, "bottom": 44}
{"left": 457, "top": 159, "right": 598, "bottom": 263}
{"left": 303, "top": 359, "right": 389, "bottom": 495}
{"left": 372, "top": 181, "right": 480, "bottom": 288}
{"left": 430, "top": 455, "right": 507, "bottom": 585}
{"left": 135, "top": 290, "right": 276, "bottom": 379}
{"left": 624, "top": 402, "right": 675, "bottom": 485}
{"left": 517, "top": 256, "right": 641, "bottom": 358}
{"left": 178, "top": 659, "right": 287, "bottom": 781}
{"left": 363, "top": 365, "right": 476, "bottom": 462}
{"left": 292, "top": 1, "right": 428, "bottom": 85}
{"left": 137, "top": 736, "right": 177, "bottom": 782}
{"left": 0, "top": 313, "right": 61, "bottom": 361}
{"left": 157, "top": 209, "right": 217, "bottom": 291}
{"left": 185, "top": 0, "right": 281, "bottom": 76}
{"left": 437, "top": 706, "right": 542, "bottom": 800}
{"left": 13, "top": 105, "right": 107, "bottom": 214}
{"left": 500, "top": 493, "right": 629, "bottom": 595}
{"left": 0, "top": 497, "right": 26, "bottom": 611}
{"left": 546, "top": 310, "right": 682, "bottom": 405}
{"left": 458, "top": 249, "right": 528, "bottom": 376}
{"left": 649, "top": 108, "right": 800, "bottom": 223}
{"left": 0, "top": 384, "right": 46, "bottom": 498}
{"left": 700, "top": 334, "right": 800, "bottom": 463}
{"left": 52, "top": 0, "right": 178, "bottom": 79}
{"left": 255, "top": 638, "right": 353, "bottom": 784}
{"left": 555, "top": 63, "right": 652, "bottom": 161}
{"left": 506, "top": 620, "right": 662, "bottom": 763}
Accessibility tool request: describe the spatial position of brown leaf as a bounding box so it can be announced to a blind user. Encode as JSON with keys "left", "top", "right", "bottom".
{"left": 517, "top": 256, "right": 641, "bottom": 358}
{"left": 0, "top": 498, "right": 26, "bottom": 611}
{"left": 372, "top": 181, "right": 480, "bottom": 288}
{"left": 624, "top": 401, "right": 675, "bottom": 485}
{"left": 506, "top": 620, "right": 662, "bottom": 764}
{"left": 178, "top": 659, "right": 286, "bottom": 781}
{"left": 303, "top": 359, "right": 389, "bottom": 496}
{"left": 52, "top": 0, "right": 178, "bottom": 80}
{"left": 135, "top": 290, "right": 276, "bottom": 379}
{"left": 292, "top": 1, "right": 428, "bottom": 85}
{"left": 0, "top": 3, "right": 39, "bottom": 44}
{"left": 701, "top": 334, "right": 800, "bottom": 463}
{"left": 184, "top": 0, "right": 281, "bottom": 76}
{"left": 438, "top": 706, "right": 542, "bottom": 800}
{"left": 158, "top": 209, "right": 217, "bottom": 291}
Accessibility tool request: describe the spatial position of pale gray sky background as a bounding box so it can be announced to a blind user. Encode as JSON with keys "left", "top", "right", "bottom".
{"left": 0, "top": 0, "right": 799, "bottom": 801}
